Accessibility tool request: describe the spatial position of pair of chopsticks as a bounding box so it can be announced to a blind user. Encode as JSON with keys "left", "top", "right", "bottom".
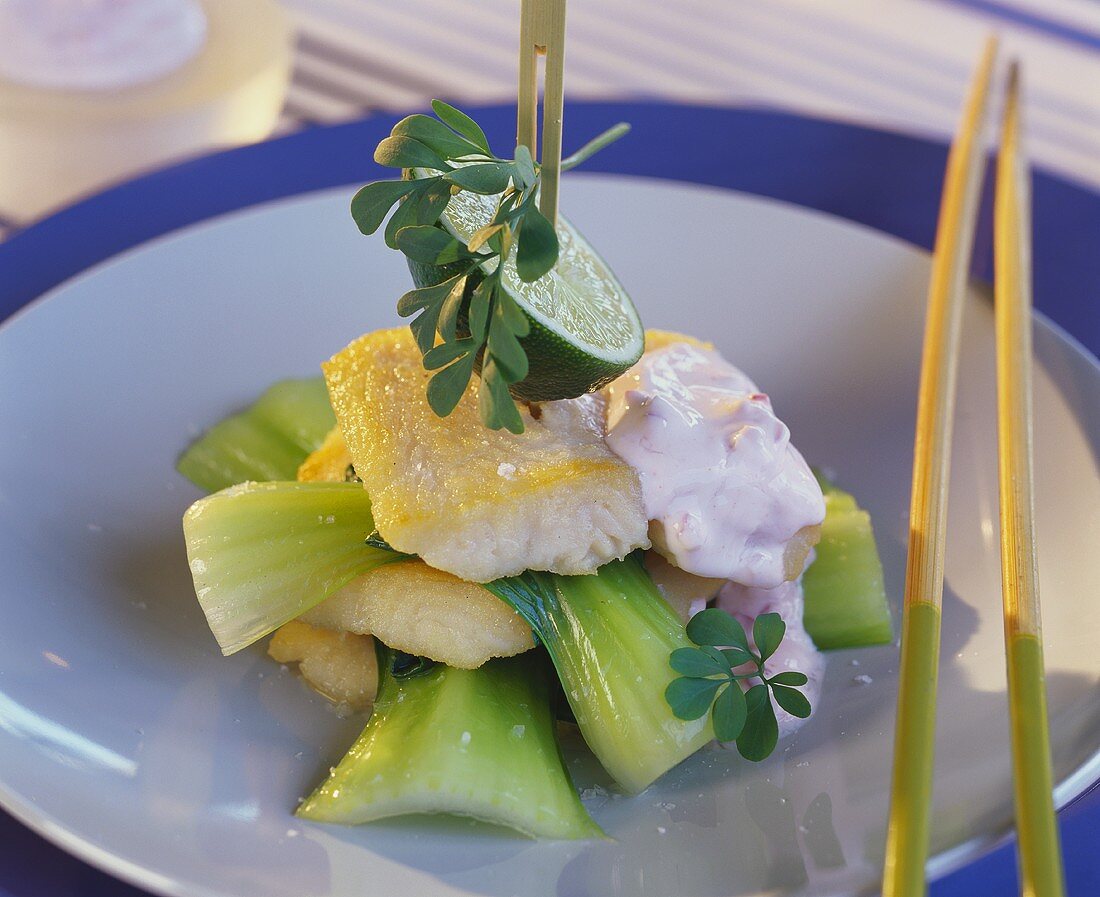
{"left": 882, "top": 37, "right": 1067, "bottom": 897}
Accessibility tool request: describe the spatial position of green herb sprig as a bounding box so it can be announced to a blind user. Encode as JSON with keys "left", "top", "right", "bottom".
{"left": 351, "top": 100, "right": 629, "bottom": 433}
{"left": 665, "top": 608, "right": 813, "bottom": 761}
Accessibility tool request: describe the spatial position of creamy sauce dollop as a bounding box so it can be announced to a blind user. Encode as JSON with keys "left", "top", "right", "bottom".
{"left": 0, "top": 0, "right": 207, "bottom": 91}
{"left": 716, "top": 577, "right": 824, "bottom": 740}
{"left": 605, "top": 342, "right": 825, "bottom": 587}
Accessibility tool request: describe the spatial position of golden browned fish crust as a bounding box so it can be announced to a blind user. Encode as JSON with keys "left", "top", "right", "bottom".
{"left": 268, "top": 620, "right": 378, "bottom": 711}
{"left": 323, "top": 327, "right": 649, "bottom": 582}
{"left": 284, "top": 420, "right": 535, "bottom": 669}
{"left": 301, "top": 559, "right": 535, "bottom": 669}
{"left": 296, "top": 425, "right": 353, "bottom": 483}
{"left": 643, "top": 329, "right": 714, "bottom": 352}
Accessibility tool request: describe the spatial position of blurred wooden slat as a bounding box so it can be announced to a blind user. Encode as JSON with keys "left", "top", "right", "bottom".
{"left": 5, "top": 0, "right": 1100, "bottom": 241}
{"left": 276, "top": 0, "right": 1100, "bottom": 185}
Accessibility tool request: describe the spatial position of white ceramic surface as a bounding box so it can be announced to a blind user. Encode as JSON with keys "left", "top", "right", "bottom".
{"left": 0, "top": 176, "right": 1097, "bottom": 897}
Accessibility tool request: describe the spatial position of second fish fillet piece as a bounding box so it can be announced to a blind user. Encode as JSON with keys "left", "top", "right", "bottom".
{"left": 289, "top": 425, "right": 535, "bottom": 669}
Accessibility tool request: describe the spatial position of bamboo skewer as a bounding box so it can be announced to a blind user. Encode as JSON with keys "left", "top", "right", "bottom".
{"left": 994, "top": 62, "right": 1067, "bottom": 897}
{"left": 517, "top": 0, "right": 568, "bottom": 227}
{"left": 882, "top": 36, "right": 998, "bottom": 897}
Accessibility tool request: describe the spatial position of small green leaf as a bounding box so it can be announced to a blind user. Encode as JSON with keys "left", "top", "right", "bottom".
{"left": 560, "top": 122, "right": 631, "bottom": 172}
{"left": 753, "top": 613, "right": 786, "bottom": 662}
{"left": 771, "top": 684, "right": 812, "bottom": 719}
{"left": 513, "top": 144, "right": 537, "bottom": 189}
{"left": 505, "top": 191, "right": 534, "bottom": 227}
{"left": 479, "top": 358, "right": 524, "bottom": 434}
{"left": 468, "top": 278, "right": 493, "bottom": 341}
{"left": 391, "top": 114, "right": 487, "bottom": 160}
{"left": 515, "top": 204, "right": 559, "bottom": 282}
{"left": 712, "top": 682, "right": 748, "bottom": 741}
{"left": 496, "top": 291, "right": 531, "bottom": 337}
{"left": 664, "top": 676, "right": 723, "bottom": 721}
{"left": 373, "top": 135, "right": 450, "bottom": 172}
{"left": 396, "top": 272, "right": 464, "bottom": 318}
{"left": 768, "top": 671, "right": 808, "bottom": 687}
{"left": 494, "top": 222, "right": 514, "bottom": 261}
{"left": 431, "top": 100, "right": 491, "bottom": 155}
{"left": 437, "top": 275, "right": 468, "bottom": 342}
{"left": 350, "top": 179, "right": 421, "bottom": 235}
{"left": 467, "top": 223, "right": 503, "bottom": 253}
{"left": 669, "top": 647, "right": 728, "bottom": 678}
{"left": 414, "top": 179, "right": 452, "bottom": 225}
{"left": 383, "top": 186, "right": 423, "bottom": 249}
{"left": 427, "top": 351, "right": 478, "bottom": 417}
{"left": 446, "top": 163, "right": 514, "bottom": 195}
{"left": 409, "top": 302, "right": 443, "bottom": 355}
{"left": 488, "top": 308, "right": 529, "bottom": 381}
{"left": 700, "top": 645, "right": 733, "bottom": 667}
{"left": 687, "top": 608, "right": 752, "bottom": 652}
{"left": 720, "top": 646, "right": 754, "bottom": 668}
{"left": 492, "top": 191, "right": 520, "bottom": 225}
{"left": 423, "top": 337, "right": 476, "bottom": 371}
{"left": 736, "top": 684, "right": 779, "bottom": 761}
{"left": 395, "top": 225, "right": 471, "bottom": 265}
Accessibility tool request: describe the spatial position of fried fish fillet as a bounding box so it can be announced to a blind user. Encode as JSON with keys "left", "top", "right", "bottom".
{"left": 323, "top": 327, "right": 649, "bottom": 582}
{"left": 296, "top": 425, "right": 353, "bottom": 483}
{"left": 300, "top": 559, "right": 535, "bottom": 669}
{"left": 268, "top": 620, "right": 378, "bottom": 711}
{"left": 281, "top": 424, "right": 535, "bottom": 669}
{"left": 643, "top": 329, "right": 713, "bottom": 352}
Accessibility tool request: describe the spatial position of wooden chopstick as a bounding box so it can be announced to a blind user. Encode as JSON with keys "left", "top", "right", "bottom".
{"left": 882, "top": 35, "right": 999, "bottom": 897}
{"left": 994, "top": 61, "right": 1067, "bottom": 897}
{"left": 517, "top": 0, "right": 568, "bottom": 227}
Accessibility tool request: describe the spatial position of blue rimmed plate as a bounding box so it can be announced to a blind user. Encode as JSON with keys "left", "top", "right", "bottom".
{"left": 0, "top": 104, "right": 1097, "bottom": 897}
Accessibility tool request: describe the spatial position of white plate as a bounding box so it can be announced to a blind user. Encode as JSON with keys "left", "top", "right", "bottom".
{"left": 0, "top": 175, "right": 1097, "bottom": 897}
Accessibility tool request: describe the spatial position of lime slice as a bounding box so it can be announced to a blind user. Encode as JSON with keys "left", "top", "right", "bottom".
{"left": 408, "top": 168, "right": 644, "bottom": 401}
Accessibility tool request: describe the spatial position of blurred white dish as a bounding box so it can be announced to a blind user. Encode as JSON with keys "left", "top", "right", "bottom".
{"left": 0, "top": 0, "right": 290, "bottom": 220}
{"left": 0, "top": 175, "right": 1096, "bottom": 897}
